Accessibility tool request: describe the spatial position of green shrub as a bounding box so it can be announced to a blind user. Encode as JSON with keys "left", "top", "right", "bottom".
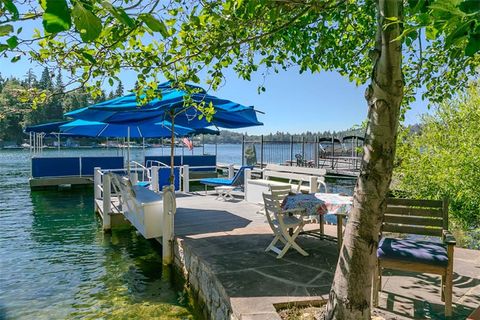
{"left": 394, "top": 83, "right": 480, "bottom": 230}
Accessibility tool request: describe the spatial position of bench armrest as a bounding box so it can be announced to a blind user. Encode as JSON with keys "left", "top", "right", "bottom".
{"left": 443, "top": 230, "right": 457, "bottom": 245}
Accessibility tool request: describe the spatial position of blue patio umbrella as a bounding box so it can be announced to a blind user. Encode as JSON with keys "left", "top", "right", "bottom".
{"left": 64, "top": 82, "right": 263, "bottom": 129}
{"left": 64, "top": 81, "right": 263, "bottom": 184}
{"left": 59, "top": 119, "right": 193, "bottom": 138}
{"left": 25, "top": 121, "right": 70, "bottom": 134}
{"left": 59, "top": 119, "right": 195, "bottom": 171}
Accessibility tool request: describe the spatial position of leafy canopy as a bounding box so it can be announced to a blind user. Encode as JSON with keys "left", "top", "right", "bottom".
{"left": 0, "top": 0, "right": 478, "bottom": 107}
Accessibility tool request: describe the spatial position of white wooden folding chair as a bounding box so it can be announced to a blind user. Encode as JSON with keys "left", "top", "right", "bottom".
{"left": 263, "top": 192, "right": 308, "bottom": 259}
{"left": 269, "top": 184, "right": 292, "bottom": 205}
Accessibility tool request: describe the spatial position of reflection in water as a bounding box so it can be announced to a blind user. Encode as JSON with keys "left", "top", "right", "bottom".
{"left": 0, "top": 150, "right": 193, "bottom": 320}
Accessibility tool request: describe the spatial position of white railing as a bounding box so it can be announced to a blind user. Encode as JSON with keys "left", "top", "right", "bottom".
{"left": 130, "top": 160, "right": 150, "bottom": 183}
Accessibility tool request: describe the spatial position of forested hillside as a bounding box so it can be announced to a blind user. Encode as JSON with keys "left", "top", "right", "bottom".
{"left": 0, "top": 69, "right": 124, "bottom": 144}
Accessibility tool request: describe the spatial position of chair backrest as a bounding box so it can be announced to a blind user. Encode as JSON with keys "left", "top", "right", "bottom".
{"left": 383, "top": 198, "right": 448, "bottom": 237}
{"left": 270, "top": 185, "right": 292, "bottom": 206}
{"left": 109, "top": 173, "right": 140, "bottom": 214}
{"left": 231, "top": 165, "right": 253, "bottom": 186}
{"left": 263, "top": 192, "right": 281, "bottom": 228}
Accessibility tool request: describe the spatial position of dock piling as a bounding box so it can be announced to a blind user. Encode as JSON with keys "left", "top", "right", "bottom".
{"left": 183, "top": 165, "right": 190, "bottom": 193}
{"left": 102, "top": 173, "right": 111, "bottom": 231}
{"left": 151, "top": 166, "right": 159, "bottom": 192}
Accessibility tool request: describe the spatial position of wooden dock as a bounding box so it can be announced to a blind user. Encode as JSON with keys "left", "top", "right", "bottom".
{"left": 94, "top": 197, "right": 130, "bottom": 228}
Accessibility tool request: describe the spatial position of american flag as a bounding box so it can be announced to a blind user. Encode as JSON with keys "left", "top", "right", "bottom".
{"left": 182, "top": 137, "right": 193, "bottom": 150}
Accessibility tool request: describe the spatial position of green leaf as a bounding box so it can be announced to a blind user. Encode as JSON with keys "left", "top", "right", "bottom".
{"left": 0, "top": 25, "right": 13, "bottom": 36}
{"left": 11, "top": 55, "right": 21, "bottom": 63}
{"left": 109, "top": 78, "right": 114, "bottom": 86}
{"left": 6, "top": 36, "right": 18, "bottom": 49}
{"left": 465, "top": 34, "right": 480, "bottom": 56}
{"left": 72, "top": 3, "right": 102, "bottom": 42}
{"left": 445, "top": 21, "right": 470, "bottom": 46}
{"left": 139, "top": 14, "right": 169, "bottom": 38}
{"left": 459, "top": 0, "right": 480, "bottom": 14}
{"left": 42, "top": 0, "right": 72, "bottom": 33}
{"left": 4, "top": 0, "right": 19, "bottom": 20}
{"left": 81, "top": 51, "right": 96, "bottom": 63}
{"left": 101, "top": 1, "right": 134, "bottom": 27}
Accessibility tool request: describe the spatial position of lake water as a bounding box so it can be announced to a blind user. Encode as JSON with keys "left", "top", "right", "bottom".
{"left": 0, "top": 146, "right": 356, "bottom": 319}
{"left": 0, "top": 149, "right": 194, "bottom": 320}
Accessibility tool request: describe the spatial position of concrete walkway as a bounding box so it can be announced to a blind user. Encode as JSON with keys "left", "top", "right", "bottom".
{"left": 173, "top": 194, "right": 480, "bottom": 320}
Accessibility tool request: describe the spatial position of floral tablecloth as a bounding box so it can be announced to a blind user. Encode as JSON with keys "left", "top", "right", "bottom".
{"left": 281, "top": 193, "right": 353, "bottom": 222}
{"left": 313, "top": 193, "right": 353, "bottom": 215}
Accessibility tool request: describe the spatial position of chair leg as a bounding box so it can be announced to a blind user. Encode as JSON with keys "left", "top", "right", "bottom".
{"left": 265, "top": 235, "right": 280, "bottom": 252}
{"left": 445, "top": 269, "right": 453, "bottom": 317}
{"left": 279, "top": 224, "right": 308, "bottom": 257}
{"left": 372, "top": 261, "right": 381, "bottom": 307}
{"left": 441, "top": 275, "right": 446, "bottom": 302}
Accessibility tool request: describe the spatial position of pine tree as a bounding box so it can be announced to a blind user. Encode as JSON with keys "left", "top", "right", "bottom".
{"left": 115, "top": 80, "right": 124, "bottom": 97}
{"left": 107, "top": 91, "right": 115, "bottom": 100}
{"left": 38, "top": 67, "right": 52, "bottom": 90}
{"left": 54, "top": 71, "right": 64, "bottom": 93}
{"left": 23, "top": 69, "right": 37, "bottom": 88}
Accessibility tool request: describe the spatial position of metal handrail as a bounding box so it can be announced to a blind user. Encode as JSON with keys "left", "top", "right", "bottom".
{"left": 130, "top": 160, "right": 150, "bottom": 182}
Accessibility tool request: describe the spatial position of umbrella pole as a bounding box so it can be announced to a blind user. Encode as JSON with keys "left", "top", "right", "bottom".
{"left": 170, "top": 111, "right": 175, "bottom": 187}
{"left": 127, "top": 127, "right": 130, "bottom": 173}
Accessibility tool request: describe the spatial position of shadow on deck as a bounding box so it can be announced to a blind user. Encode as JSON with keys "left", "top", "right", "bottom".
{"left": 173, "top": 194, "right": 480, "bottom": 320}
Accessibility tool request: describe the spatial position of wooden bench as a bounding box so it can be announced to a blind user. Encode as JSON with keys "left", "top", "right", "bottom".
{"left": 245, "top": 164, "right": 327, "bottom": 204}
{"left": 373, "top": 197, "right": 455, "bottom": 317}
{"left": 110, "top": 173, "right": 164, "bottom": 239}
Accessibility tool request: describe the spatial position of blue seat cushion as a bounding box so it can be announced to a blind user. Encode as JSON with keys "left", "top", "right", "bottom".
{"left": 136, "top": 181, "right": 150, "bottom": 188}
{"left": 200, "top": 178, "right": 233, "bottom": 186}
{"left": 377, "top": 238, "right": 448, "bottom": 267}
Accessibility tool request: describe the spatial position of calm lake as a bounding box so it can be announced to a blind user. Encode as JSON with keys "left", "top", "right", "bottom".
{"left": 0, "top": 146, "right": 355, "bottom": 319}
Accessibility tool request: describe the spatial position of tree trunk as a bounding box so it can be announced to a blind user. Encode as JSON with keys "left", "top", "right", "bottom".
{"left": 325, "top": 1, "right": 404, "bottom": 319}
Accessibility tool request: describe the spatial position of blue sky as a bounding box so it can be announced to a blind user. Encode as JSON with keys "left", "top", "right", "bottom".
{"left": 1, "top": 58, "right": 430, "bottom": 135}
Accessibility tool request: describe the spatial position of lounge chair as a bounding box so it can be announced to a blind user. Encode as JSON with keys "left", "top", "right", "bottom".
{"left": 199, "top": 165, "right": 253, "bottom": 194}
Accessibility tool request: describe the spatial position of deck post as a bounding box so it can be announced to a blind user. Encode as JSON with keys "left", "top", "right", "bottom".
{"left": 244, "top": 168, "right": 251, "bottom": 202}
{"left": 228, "top": 164, "right": 234, "bottom": 179}
{"left": 130, "top": 171, "right": 138, "bottom": 185}
{"left": 260, "top": 135, "right": 264, "bottom": 169}
{"left": 162, "top": 185, "right": 176, "bottom": 266}
{"left": 102, "top": 173, "right": 112, "bottom": 231}
{"left": 241, "top": 135, "right": 245, "bottom": 166}
{"left": 290, "top": 136, "right": 294, "bottom": 166}
{"left": 151, "top": 166, "right": 159, "bottom": 192}
{"left": 309, "top": 176, "right": 318, "bottom": 193}
{"left": 94, "top": 167, "right": 101, "bottom": 200}
{"left": 183, "top": 165, "right": 190, "bottom": 193}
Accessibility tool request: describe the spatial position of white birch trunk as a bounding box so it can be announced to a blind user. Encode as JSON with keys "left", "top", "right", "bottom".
{"left": 325, "top": 0, "right": 404, "bottom": 319}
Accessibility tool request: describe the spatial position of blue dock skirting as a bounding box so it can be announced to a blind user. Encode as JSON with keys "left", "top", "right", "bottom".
{"left": 31, "top": 156, "right": 124, "bottom": 178}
